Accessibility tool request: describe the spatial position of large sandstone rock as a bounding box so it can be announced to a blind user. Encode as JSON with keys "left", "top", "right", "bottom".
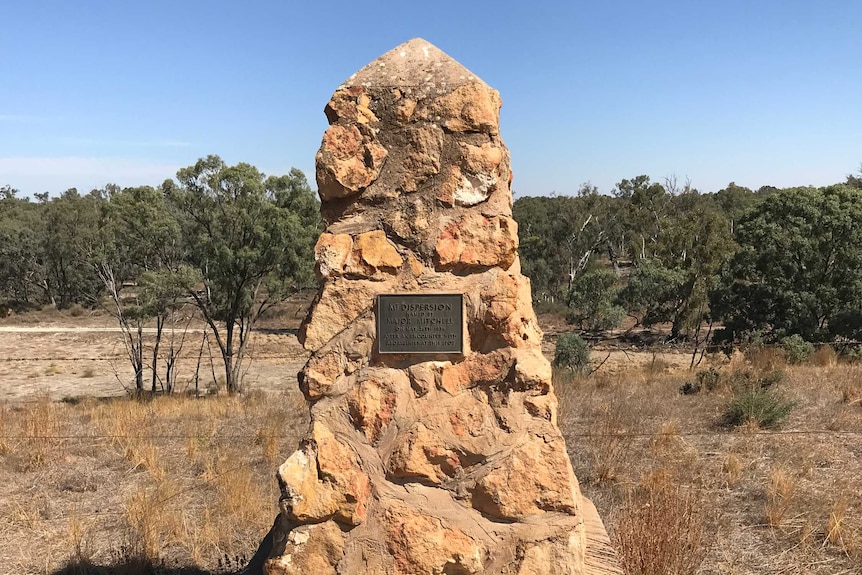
{"left": 251, "top": 38, "right": 620, "bottom": 575}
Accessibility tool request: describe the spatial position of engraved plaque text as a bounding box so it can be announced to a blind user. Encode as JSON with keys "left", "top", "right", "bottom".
{"left": 377, "top": 294, "right": 463, "bottom": 354}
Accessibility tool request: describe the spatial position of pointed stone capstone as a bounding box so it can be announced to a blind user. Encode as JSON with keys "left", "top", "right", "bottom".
{"left": 249, "top": 38, "right": 620, "bottom": 575}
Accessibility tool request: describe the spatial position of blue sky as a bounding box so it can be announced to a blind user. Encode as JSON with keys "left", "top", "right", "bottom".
{"left": 1, "top": 0, "right": 860, "bottom": 197}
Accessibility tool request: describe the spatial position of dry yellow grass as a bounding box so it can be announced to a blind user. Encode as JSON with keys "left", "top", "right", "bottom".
{"left": 765, "top": 467, "right": 797, "bottom": 528}
{"left": 3, "top": 332, "right": 862, "bottom": 574}
{"left": 0, "top": 391, "right": 307, "bottom": 573}
{"left": 615, "top": 468, "right": 712, "bottom": 575}
{"left": 810, "top": 345, "right": 838, "bottom": 367}
{"left": 557, "top": 355, "right": 862, "bottom": 575}
{"left": 722, "top": 453, "right": 744, "bottom": 488}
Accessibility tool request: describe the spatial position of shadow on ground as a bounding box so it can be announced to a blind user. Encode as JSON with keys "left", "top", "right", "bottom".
{"left": 51, "top": 559, "right": 235, "bottom": 575}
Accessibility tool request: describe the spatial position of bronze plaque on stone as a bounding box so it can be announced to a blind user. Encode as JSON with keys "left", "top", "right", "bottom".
{"left": 377, "top": 294, "right": 463, "bottom": 354}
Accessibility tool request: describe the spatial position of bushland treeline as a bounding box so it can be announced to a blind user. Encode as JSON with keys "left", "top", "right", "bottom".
{"left": 514, "top": 171, "right": 862, "bottom": 348}
{"left": 0, "top": 155, "right": 321, "bottom": 392}
{"left": 2, "top": 159, "right": 861, "bottom": 383}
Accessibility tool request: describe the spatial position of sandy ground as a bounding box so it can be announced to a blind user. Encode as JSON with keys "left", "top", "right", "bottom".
{"left": 0, "top": 321, "right": 309, "bottom": 402}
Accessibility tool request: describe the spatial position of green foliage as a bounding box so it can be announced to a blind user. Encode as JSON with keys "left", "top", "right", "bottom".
{"left": 567, "top": 269, "right": 624, "bottom": 331}
{"left": 165, "top": 156, "right": 321, "bottom": 392}
{"left": 723, "top": 371, "right": 795, "bottom": 429}
{"left": 514, "top": 186, "right": 622, "bottom": 302}
{"left": 712, "top": 185, "right": 862, "bottom": 342}
{"left": 780, "top": 335, "right": 814, "bottom": 364}
{"left": 829, "top": 310, "right": 862, "bottom": 341}
{"left": 39, "top": 188, "right": 105, "bottom": 307}
{"left": 617, "top": 262, "right": 687, "bottom": 327}
{"left": 553, "top": 333, "right": 590, "bottom": 373}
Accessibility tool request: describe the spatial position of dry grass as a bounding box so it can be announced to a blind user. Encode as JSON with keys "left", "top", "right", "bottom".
{"left": 838, "top": 366, "right": 862, "bottom": 405}
{"left": 0, "top": 391, "right": 307, "bottom": 574}
{"left": 722, "top": 453, "right": 744, "bottom": 488}
{"left": 810, "top": 345, "right": 838, "bottom": 367}
{"left": 4, "top": 322, "right": 862, "bottom": 574}
{"left": 765, "top": 467, "right": 797, "bottom": 528}
{"left": 746, "top": 346, "right": 787, "bottom": 372}
{"left": 614, "top": 469, "right": 712, "bottom": 575}
{"left": 558, "top": 354, "right": 862, "bottom": 575}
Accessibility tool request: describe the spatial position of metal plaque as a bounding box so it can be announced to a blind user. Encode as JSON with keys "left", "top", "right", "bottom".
{"left": 377, "top": 294, "right": 464, "bottom": 354}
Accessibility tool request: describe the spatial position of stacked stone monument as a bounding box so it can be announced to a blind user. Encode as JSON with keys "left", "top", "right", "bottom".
{"left": 254, "top": 38, "right": 619, "bottom": 575}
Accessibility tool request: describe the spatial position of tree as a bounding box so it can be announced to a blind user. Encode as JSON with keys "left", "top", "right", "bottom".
{"left": 845, "top": 164, "right": 862, "bottom": 189}
{"left": 711, "top": 185, "right": 862, "bottom": 342}
{"left": 39, "top": 188, "right": 104, "bottom": 307}
{"left": 0, "top": 189, "right": 44, "bottom": 305}
{"left": 616, "top": 190, "right": 736, "bottom": 341}
{"left": 165, "top": 156, "right": 320, "bottom": 393}
{"left": 94, "top": 185, "right": 188, "bottom": 393}
{"left": 514, "top": 185, "right": 622, "bottom": 302}
{"left": 567, "top": 268, "right": 624, "bottom": 332}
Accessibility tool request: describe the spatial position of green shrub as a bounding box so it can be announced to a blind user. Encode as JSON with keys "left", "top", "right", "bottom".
{"left": 679, "top": 368, "right": 721, "bottom": 395}
{"left": 780, "top": 335, "right": 814, "bottom": 363}
{"left": 68, "top": 303, "right": 85, "bottom": 317}
{"left": 838, "top": 344, "right": 862, "bottom": 364}
{"left": 553, "top": 333, "right": 590, "bottom": 373}
{"left": 723, "top": 370, "right": 795, "bottom": 429}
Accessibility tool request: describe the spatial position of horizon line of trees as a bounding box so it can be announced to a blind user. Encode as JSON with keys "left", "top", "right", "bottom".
{"left": 514, "top": 167, "right": 862, "bottom": 353}
{"left": 2, "top": 160, "right": 861, "bottom": 390}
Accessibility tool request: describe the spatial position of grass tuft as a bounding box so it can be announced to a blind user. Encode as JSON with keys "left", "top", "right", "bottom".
{"left": 765, "top": 468, "right": 796, "bottom": 528}
{"left": 615, "top": 470, "right": 712, "bottom": 575}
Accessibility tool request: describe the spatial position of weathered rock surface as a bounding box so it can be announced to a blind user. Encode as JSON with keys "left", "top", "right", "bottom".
{"left": 252, "top": 38, "right": 619, "bottom": 575}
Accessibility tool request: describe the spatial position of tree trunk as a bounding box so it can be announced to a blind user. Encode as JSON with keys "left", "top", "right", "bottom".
{"left": 224, "top": 320, "right": 236, "bottom": 393}
{"left": 151, "top": 315, "right": 164, "bottom": 392}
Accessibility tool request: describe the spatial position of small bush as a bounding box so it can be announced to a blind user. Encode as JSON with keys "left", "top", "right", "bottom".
{"left": 68, "top": 303, "right": 85, "bottom": 317}
{"left": 780, "top": 335, "right": 814, "bottom": 364}
{"left": 765, "top": 468, "right": 796, "bottom": 527}
{"left": 746, "top": 345, "right": 786, "bottom": 371}
{"left": 615, "top": 471, "right": 712, "bottom": 575}
{"left": 680, "top": 368, "right": 721, "bottom": 395}
{"left": 810, "top": 345, "right": 838, "bottom": 367}
{"left": 723, "top": 371, "right": 796, "bottom": 429}
{"left": 838, "top": 344, "right": 862, "bottom": 364}
{"left": 553, "top": 333, "right": 590, "bottom": 373}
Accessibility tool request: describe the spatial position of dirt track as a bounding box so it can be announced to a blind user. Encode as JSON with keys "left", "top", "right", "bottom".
{"left": 0, "top": 322, "right": 309, "bottom": 402}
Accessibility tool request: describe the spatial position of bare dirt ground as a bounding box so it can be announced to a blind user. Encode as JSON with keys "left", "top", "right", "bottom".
{"left": 1, "top": 307, "right": 861, "bottom": 575}
{"left": 0, "top": 307, "right": 309, "bottom": 403}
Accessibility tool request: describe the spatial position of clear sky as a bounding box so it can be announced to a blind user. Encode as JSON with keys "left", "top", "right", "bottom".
{"left": 1, "top": 0, "right": 860, "bottom": 197}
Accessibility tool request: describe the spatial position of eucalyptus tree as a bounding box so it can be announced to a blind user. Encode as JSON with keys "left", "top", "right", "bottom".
{"left": 165, "top": 156, "right": 320, "bottom": 393}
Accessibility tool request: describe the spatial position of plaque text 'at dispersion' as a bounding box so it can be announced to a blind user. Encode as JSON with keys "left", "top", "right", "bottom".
{"left": 377, "top": 294, "right": 463, "bottom": 354}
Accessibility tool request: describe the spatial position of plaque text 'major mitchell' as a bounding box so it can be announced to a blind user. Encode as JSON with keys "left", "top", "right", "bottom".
{"left": 377, "top": 294, "right": 463, "bottom": 354}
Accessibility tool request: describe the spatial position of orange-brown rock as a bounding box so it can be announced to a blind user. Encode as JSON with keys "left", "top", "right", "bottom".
{"left": 384, "top": 501, "right": 484, "bottom": 575}
{"left": 346, "top": 230, "right": 402, "bottom": 276}
{"left": 324, "top": 86, "right": 378, "bottom": 125}
{"left": 471, "top": 434, "right": 579, "bottom": 521}
{"left": 254, "top": 37, "right": 619, "bottom": 575}
{"left": 387, "top": 422, "right": 461, "bottom": 484}
{"left": 316, "top": 124, "right": 387, "bottom": 201}
{"left": 276, "top": 422, "right": 370, "bottom": 526}
{"left": 263, "top": 518, "right": 345, "bottom": 575}
{"left": 435, "top": 213, "right": 518, "bottom": 270}
{"left": 298, "top": 278, "right": 393, "bottom": 352}
{"left": 346, "top": 377, "right": 397, "bottom": 444}
{"left": 439, "top": 350, "right": 514, "bottom": 395}
{"left": 314, "top": 233, "right": 352, "bottom": 279}
{"left": 426, "top": 82, "right": 502, "bottom": 135}
{"left": 401, "top": 125, "right": 444, "bottom": 192}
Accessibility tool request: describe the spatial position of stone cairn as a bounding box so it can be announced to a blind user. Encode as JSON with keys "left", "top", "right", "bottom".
{"left": 251, "top": 38, "right": 620, "bottom": 575}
